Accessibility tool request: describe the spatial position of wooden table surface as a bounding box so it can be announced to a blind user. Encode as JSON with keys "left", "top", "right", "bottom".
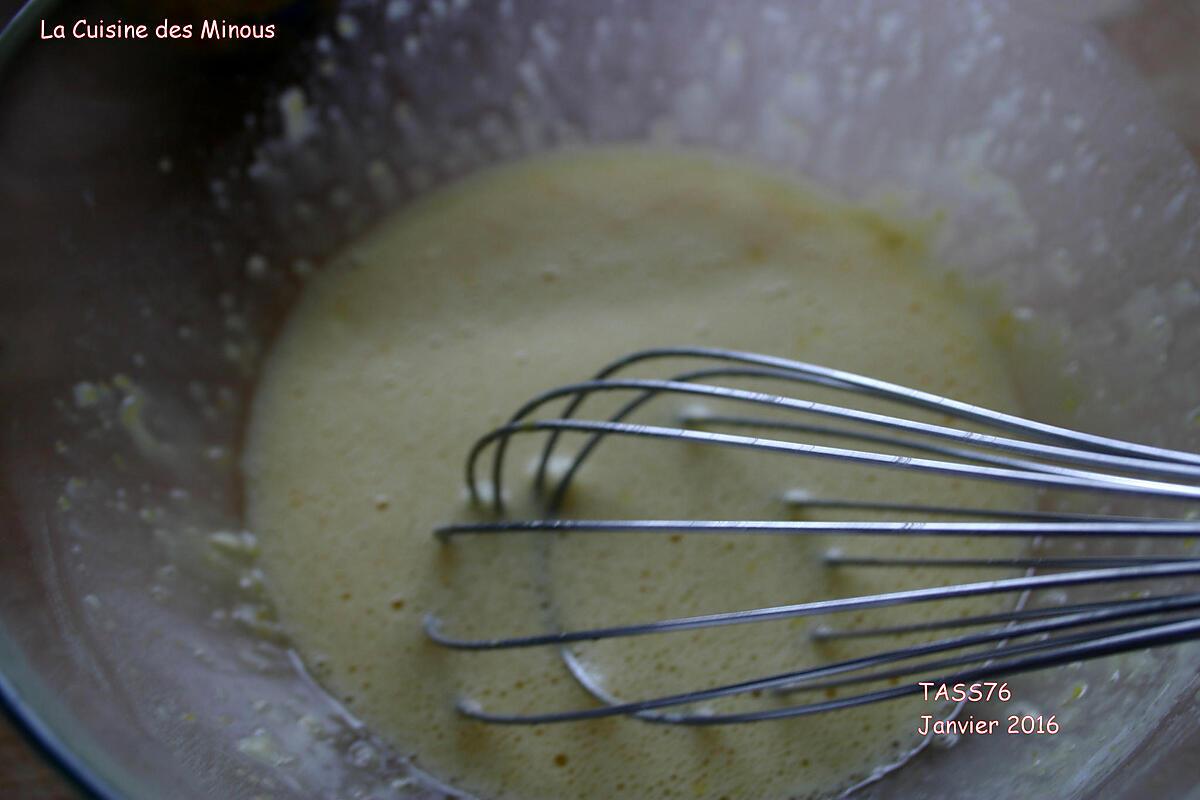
{"left": 1, "top": 0, "right": 1198, "bottom": 798}
{"left": 0, "top": 723, "right": 79, "bottom": 800}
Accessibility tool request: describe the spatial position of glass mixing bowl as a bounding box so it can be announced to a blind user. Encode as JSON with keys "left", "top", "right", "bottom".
{"left": 2, "top": 0, "right": 1199, "bottom": 797}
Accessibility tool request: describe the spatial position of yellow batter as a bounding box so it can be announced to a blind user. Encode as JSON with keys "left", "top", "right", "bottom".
{"left": 244, "top": 148, "right": 1028, "bottom": 799}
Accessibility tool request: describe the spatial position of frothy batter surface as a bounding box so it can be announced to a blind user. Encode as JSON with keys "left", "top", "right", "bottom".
{"left": 244, "top": 148, "right": 1027, "bottom": 799}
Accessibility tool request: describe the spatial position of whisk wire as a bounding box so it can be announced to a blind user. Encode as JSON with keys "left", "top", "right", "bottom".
{"left": 430, "top": 348, "right": 1200, "bottom": 725}
{"left": 457, "top": 614, "right": 1200, "bottom": 725}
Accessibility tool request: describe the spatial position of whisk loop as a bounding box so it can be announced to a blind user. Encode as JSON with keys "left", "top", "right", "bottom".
{"left": 427, "top": 347, "right": 1200, "bottom": 725}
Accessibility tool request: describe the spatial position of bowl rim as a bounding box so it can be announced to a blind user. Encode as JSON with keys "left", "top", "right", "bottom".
{"left": 0, "top": 0, "right": 58, "bottom": 72}
{"left": 0, "top": 641, "right": 113, "bottom": 799}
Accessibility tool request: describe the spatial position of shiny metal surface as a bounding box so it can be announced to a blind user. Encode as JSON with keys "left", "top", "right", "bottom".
{"left": 426, "top": 349, "right": 1200, "bottom": 724}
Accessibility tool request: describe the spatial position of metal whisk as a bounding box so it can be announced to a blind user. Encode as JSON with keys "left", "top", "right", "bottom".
{"left": 424, "top": 347, "right": 1200, "bottom": 725}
